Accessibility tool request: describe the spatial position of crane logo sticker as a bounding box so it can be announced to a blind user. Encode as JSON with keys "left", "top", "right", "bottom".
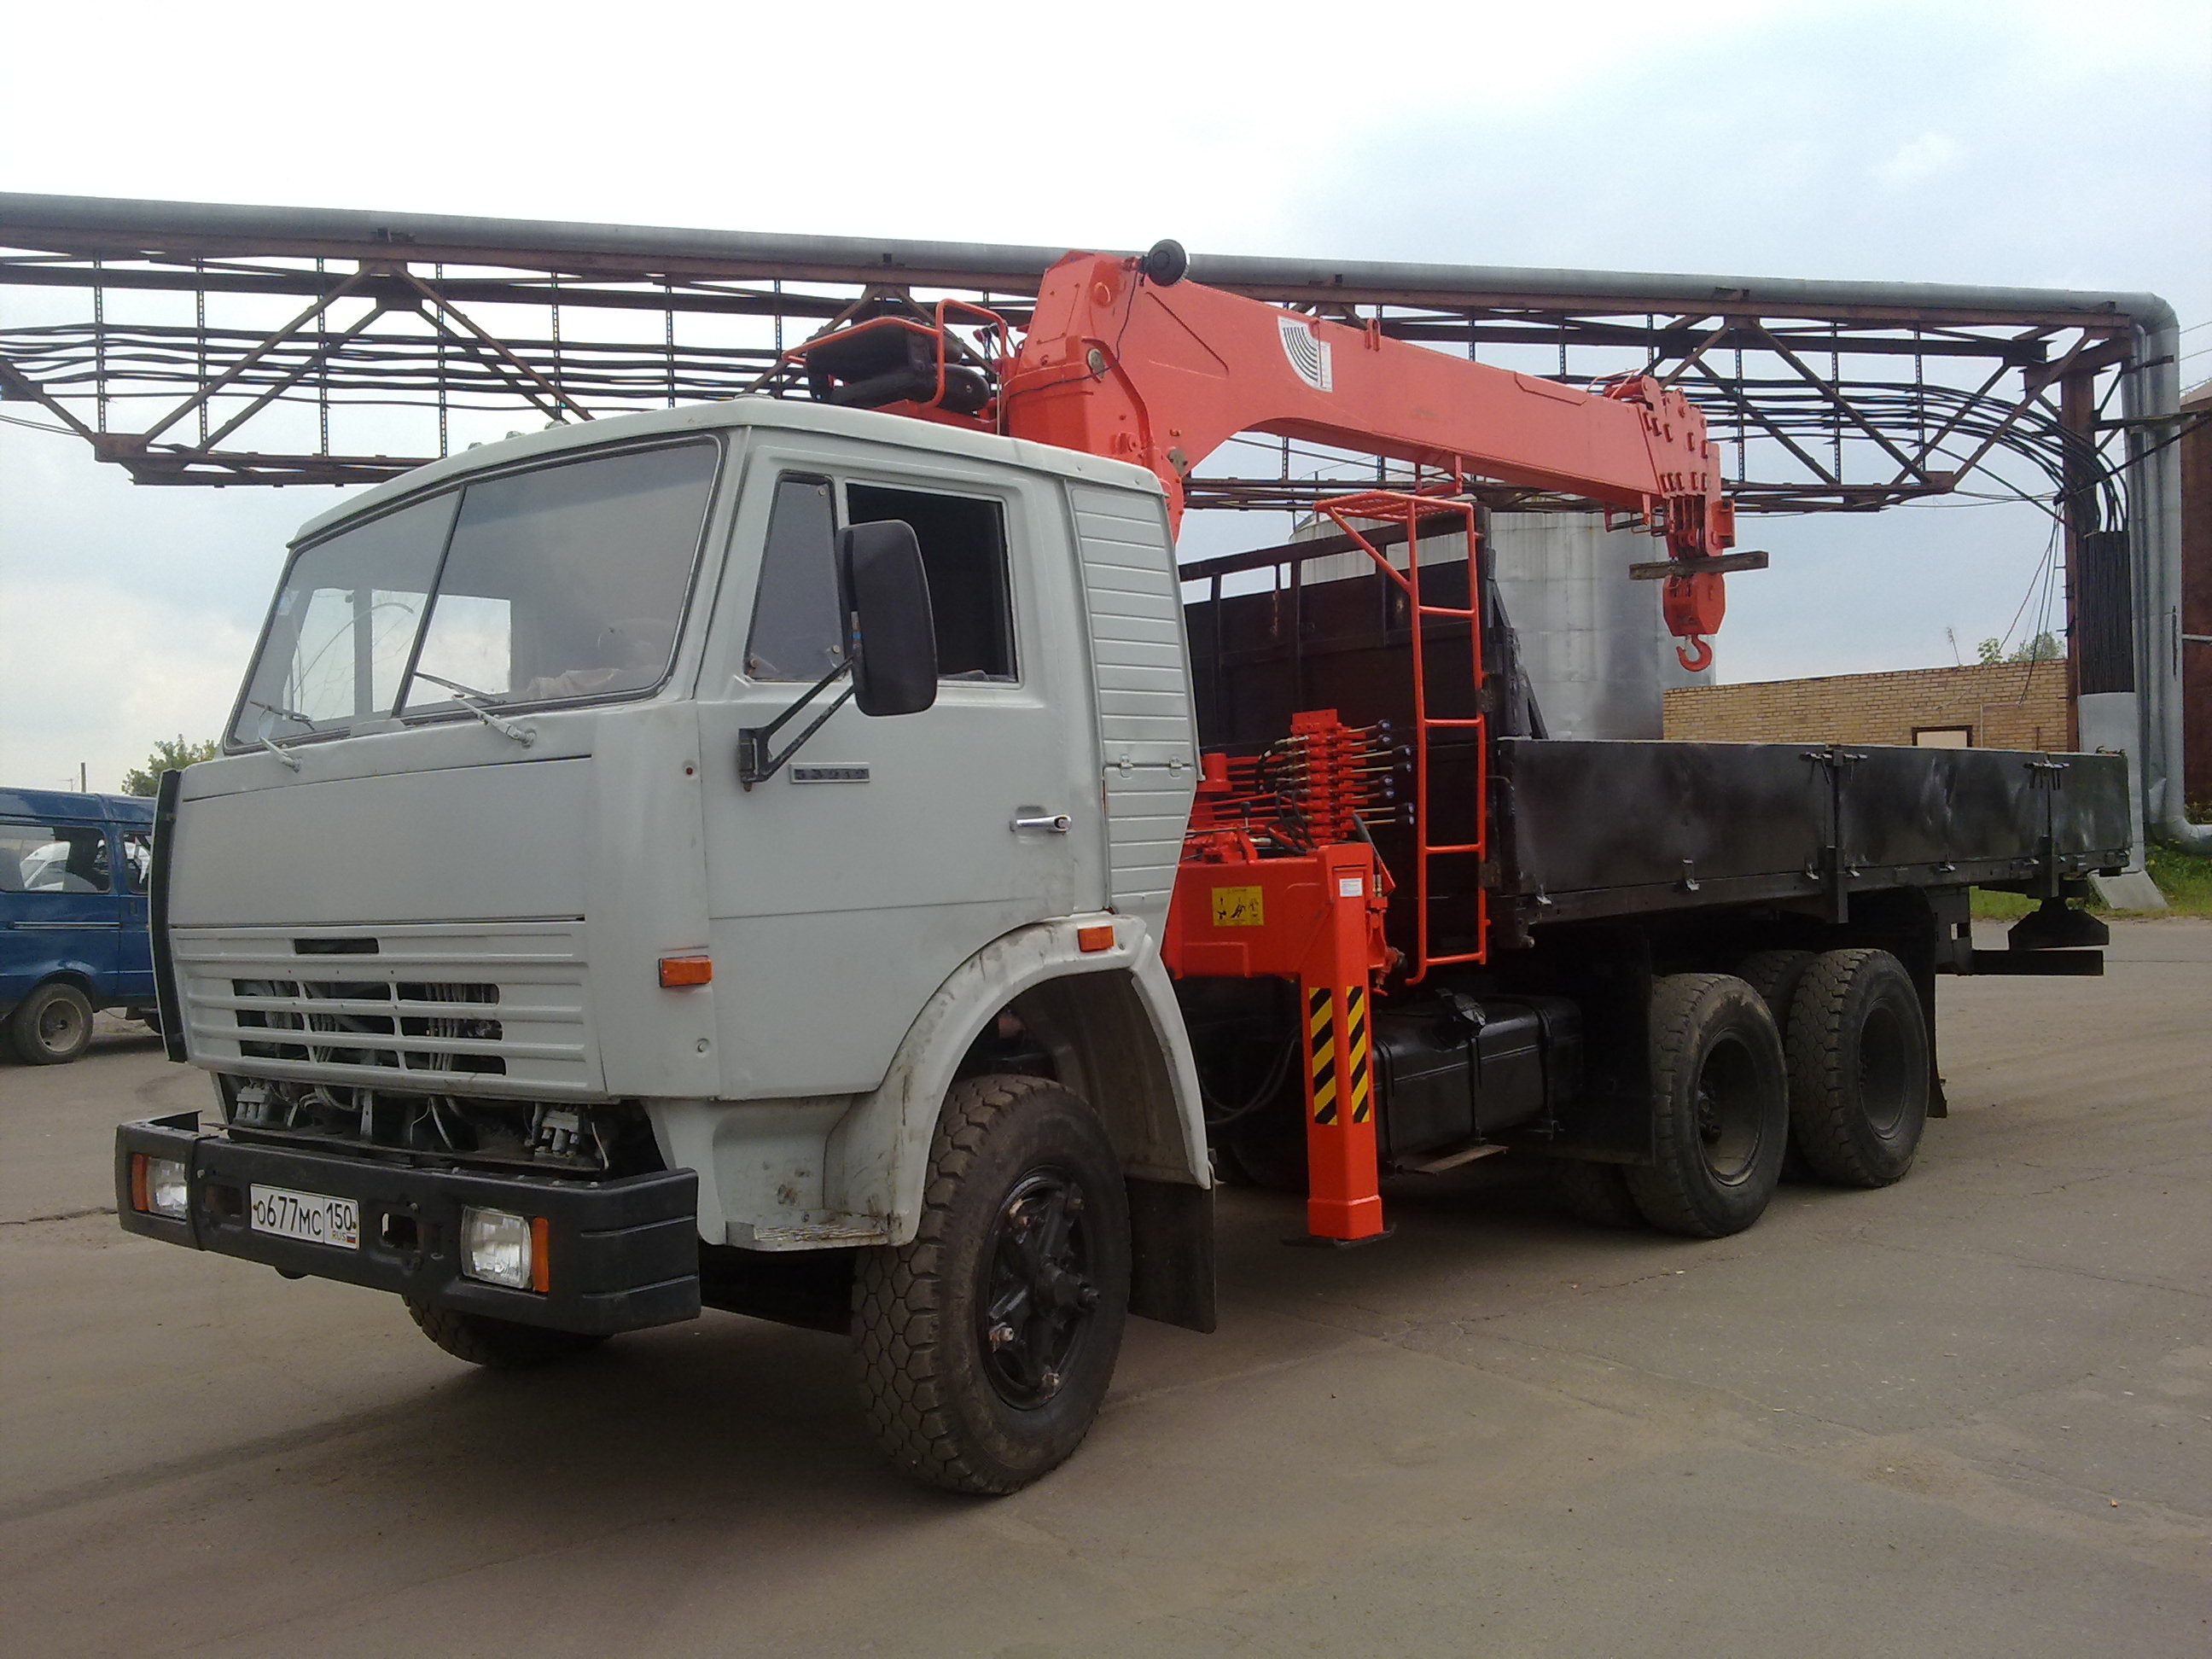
{"left": 1211, "top": 885, "right": 1266, "bottom": 928}
{"left": 1278, "top": 317, "right": 1334, "bottom": 393}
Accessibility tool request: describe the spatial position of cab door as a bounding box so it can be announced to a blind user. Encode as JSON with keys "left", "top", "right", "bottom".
{"left": 694, "top": 435, "right": 1101, "bottom": 1098}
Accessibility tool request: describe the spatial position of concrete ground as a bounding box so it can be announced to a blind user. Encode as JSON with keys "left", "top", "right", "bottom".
{"left": 2, "top": 923, "right": 2206, "bottom": 1658}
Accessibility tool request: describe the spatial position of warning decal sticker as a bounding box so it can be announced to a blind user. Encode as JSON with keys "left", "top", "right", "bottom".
{"left": 1211, "top": 886, "right": 1266, "bottom": 928}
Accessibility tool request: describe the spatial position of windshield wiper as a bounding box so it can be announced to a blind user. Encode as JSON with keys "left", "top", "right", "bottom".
{"left": 246, "top": 696, "right": 318, "bottom": 727}
{"left": 242, "top": 698, "right": 311, "bottom": 768}
{"left": 409, "top": 671, "right": 536, "bottom": 747}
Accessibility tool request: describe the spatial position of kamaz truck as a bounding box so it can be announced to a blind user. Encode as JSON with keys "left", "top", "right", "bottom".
{"left": 117, "top": 244, "right": 2128, "bottom": 1492}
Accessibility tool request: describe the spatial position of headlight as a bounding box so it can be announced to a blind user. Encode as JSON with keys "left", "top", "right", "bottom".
{"left": 135, "top": 1155, "right": 189, "bottom": 1219}
{"left": 461, "top": 1207, "right": 537, "bottom": 1289}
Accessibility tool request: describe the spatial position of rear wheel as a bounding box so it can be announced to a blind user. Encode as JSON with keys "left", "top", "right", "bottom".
{"left": 1736, "top": 949, "right": 1815, "bottom": 1029}
{"left": 1786, "top": 948, "right": 1930, "bottom": 1188}
{"left": 7, "top": 981, "right": 94, "bottom": 1065}
{"left": 405, "top": 1300, "right": 608, "bottom": 1369}
{"left": 853, "top": 1074, "right": 1131, "bottom": 1494}
{"left": 1626, "top": 974, "right": 1789, "bottom": 1238}
{"left": 1737, "top": 950, "right": 1816, "bottom": 1180}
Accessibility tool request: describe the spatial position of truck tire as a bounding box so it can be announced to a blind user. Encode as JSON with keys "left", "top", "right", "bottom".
{"left": 7, "top": 981, "right": 95, "bottom": 1065}
{"left": 1736, "top": 949, "right": 1817, "bottom": 1181}
{"left": 1555, "top": 1160, "right": 1644, "bottom": 1230}
{"left": 405, "top": 1299, "right": 609, "bottom": 1369}
{"left": 1736, "top": 949, "right": 1815, "bottom": 1029}
{"left": 1625, "top": 974, "right": 1788, "bottom": 1238}
{"left": 853, "top": 1073, "right": 1132, "bottom": 1495}
{"left": 1785, "top": 948, "right": 1930, "bottom": 1189}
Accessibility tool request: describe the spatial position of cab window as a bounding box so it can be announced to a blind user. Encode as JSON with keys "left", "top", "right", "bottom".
{"left": 846, "top": 484, "right": 1016, "bottom": 682}
{"left": 743, "top": 475, "right": 1020, "bottom": 684}
{"left": 745, "top": 474, "right": 843, "bottom": 682}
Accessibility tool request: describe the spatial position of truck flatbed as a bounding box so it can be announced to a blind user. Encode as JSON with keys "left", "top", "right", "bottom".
{"left": 1490, "top": 736, "right": 2128, "bottom": 935}
{"left": 1184, "top": 554, "right": 2128, "bottom": 956}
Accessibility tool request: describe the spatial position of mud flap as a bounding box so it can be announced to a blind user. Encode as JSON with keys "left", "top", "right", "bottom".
{"left": 1126, "top": 1177, "right": 1215, "bottom": 1333}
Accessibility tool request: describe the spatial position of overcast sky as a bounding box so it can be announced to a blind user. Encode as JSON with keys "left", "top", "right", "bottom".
{"left": 3, "top": 0, "right": 2208, "bottom": 792}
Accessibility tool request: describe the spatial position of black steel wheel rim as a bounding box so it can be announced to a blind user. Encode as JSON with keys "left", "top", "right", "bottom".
{"left": 1693, "top": 1033, "right": 1763, "bottom": 1184}
{"left": 976, "top": 1167, "right": 1099, "bottom": 1409}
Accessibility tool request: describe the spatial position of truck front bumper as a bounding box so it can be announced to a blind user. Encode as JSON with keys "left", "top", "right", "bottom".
{"left": 115, "top": 1114, "right": 700, "bottom": 1335}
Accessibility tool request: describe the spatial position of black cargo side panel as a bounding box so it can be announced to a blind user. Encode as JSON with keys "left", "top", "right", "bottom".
{"left": 1840, "top": 748, "right": 2040, "bottom": 870}
{"left": 1495, "top": 739, "right": 1828, "bottom": 897}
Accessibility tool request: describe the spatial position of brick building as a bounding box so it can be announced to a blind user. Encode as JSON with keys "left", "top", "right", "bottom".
{"left": 1662, "top": 660, "right": 2069, "bottom": 750}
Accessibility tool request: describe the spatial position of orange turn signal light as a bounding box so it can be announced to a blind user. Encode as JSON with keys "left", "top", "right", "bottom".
{"left": 1076, "top": 924, "right": 1115, "bottom": 954}
{"left": 658, "top": 953, "right": 713, "bottom": 988}
{"left": 530, "top": 1214, "right": 551, "bottom": 1294}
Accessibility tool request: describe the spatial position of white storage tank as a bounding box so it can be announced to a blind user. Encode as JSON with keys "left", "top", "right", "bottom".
{"left": 1287, "top": 509, "right": 1714, "bottom": 738}
{"left": 1489, "top": 511, "right": 1716, "bottom": 738}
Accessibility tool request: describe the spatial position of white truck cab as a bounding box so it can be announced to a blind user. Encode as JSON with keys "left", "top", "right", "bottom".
{"left": 125, "top": 398, "right": 1214, "bottom": 1492}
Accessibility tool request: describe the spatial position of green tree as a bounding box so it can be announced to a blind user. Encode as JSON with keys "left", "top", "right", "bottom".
{"left": 120, "top": 736, "right": 220, "bottom": 796}
{"left": 1975, "top": 632, "right": 2061, "bottom": 666}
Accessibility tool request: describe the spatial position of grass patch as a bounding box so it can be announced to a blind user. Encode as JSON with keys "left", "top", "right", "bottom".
{"left": 1969, "top": 839, "right": 2212, "bottom": 920}
{"left": 2142, "top": 839, "right": 2212, "bottom": 915}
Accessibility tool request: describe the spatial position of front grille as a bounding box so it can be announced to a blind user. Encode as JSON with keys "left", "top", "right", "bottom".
{"left": 233, "top": 977, "right": 507, "bottom": 1074}
{"left": 174, "top": 922, "right": 595, "bottom": 1097}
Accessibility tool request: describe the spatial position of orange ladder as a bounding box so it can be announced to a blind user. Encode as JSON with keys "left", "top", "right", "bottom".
{"left": 1316, "top": 489, "right": 1489, "bottom": 982}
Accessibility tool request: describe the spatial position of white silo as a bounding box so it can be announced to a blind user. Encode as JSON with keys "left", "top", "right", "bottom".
{"left": 1285, "top": 509, "right": 1714, "bottom": 739}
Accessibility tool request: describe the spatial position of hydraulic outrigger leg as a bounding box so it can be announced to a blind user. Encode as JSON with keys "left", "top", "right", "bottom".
{"left": 1295, "top": 843, "right": 1387, "bottom": 1243}
{"left": 1163, "top": 717, "right": 1395, "bottom": 1243}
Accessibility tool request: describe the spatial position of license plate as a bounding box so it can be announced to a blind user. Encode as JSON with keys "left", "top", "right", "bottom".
{"left": 248, "top": 1185, "right": 360, "bottom": 1249}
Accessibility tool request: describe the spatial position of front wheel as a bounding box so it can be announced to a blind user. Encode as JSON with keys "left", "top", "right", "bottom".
{"left": 1626, "top": 974, "right": 1789, "bottom": 1238}
{"left": 853, "top": 1074, "right": 1131, "bottom": 1494}
{"left": 7, "top": 981, "right": 95, "bottom": 1065}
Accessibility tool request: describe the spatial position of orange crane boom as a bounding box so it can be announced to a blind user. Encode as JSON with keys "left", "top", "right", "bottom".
{"left": 1000, "top": 245, "right": 1736, "bottom": 668}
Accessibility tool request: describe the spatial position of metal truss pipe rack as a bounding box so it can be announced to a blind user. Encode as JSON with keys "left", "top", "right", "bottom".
{"left": 0, "top": 191, "right": 2199, "bottom": 848}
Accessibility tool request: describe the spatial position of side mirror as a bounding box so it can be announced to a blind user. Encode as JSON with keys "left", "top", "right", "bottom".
{"left": 839, "top": 521, "right": 938, "bottom": 717}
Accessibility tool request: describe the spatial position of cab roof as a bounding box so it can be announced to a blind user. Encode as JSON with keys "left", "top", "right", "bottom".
{"left": 292, "top": 396, "right": 1164, "bottom": 544}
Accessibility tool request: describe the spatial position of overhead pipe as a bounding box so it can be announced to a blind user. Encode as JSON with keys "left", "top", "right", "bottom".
{"left": 0, "top": 191, "right": 2182, "bottom": 324}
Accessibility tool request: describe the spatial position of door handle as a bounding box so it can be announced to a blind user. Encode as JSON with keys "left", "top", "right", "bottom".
{"left": 1011, "top": 812, "right": 1072, "bottom": 834}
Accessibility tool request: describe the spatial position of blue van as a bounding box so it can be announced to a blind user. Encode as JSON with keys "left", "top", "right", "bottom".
{"left": 0, "top": 789, "right": 159, "bottom": 1064}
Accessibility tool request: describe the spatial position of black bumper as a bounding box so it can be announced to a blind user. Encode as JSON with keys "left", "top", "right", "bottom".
{"left": 115, "top": 1114, "right": 700, "bottom": 1336}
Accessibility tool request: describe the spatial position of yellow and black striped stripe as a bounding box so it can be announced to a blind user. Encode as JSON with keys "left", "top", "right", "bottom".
{"left": 1307, "top": 986, "right": 1337, "bottom": 1125}
{"left": 1347, "top": 985, "right": 1372, "bottom": 1123}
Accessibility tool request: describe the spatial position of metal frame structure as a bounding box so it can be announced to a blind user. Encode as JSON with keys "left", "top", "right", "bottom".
{"left": 0, "top": 193, "right": 2199, "bottom": 848}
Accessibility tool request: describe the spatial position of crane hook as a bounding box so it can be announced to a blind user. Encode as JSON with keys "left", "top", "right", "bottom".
{"left": 1675, "top": 634, "right": 1714, "bottom": 674}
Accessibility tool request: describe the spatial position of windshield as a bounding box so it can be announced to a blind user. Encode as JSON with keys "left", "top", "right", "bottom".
{"left": 230, "top": 439, "right": 719, "bottom": 748}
